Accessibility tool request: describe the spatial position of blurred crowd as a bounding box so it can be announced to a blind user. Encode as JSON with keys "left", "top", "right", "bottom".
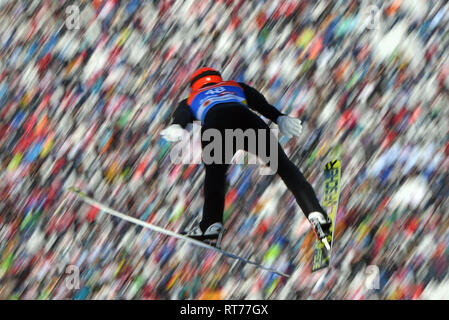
{"left": 0, "top": 0, "right": 448, "bottom": 299}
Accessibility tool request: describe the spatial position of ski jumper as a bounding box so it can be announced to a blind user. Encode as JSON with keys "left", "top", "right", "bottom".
{"left": 172, "top": 81, "right": 326, "bottom": 231}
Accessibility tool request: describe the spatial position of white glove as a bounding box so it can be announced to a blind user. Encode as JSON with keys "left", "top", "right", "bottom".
{"left": 277, "top": 116, "right": 303, "bottom": 138}
{"left": 160, "top": 124, "right": 186, "bottom": 142}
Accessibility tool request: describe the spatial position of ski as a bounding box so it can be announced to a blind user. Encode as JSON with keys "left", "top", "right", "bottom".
{"left": 65, "top": 187, "right": 290, "bottom": 278}
{"left": 312, "top": 160, "right": 342, "bottom": 272}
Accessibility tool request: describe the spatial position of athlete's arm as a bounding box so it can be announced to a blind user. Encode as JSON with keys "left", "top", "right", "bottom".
{"left": 172, "top": 99, "right": 195, "bottom": 128}
{"left": 238, "top": 82, "right": 285, "bottom": 123}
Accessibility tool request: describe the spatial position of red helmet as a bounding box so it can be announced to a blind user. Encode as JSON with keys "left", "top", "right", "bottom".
{"left": 190, "top": 67, "right": 222, "bottom": 91}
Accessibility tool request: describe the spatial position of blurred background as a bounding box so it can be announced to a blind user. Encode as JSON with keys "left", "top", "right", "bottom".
{"left": 0, "top": 0, "right": 448, "bottom": 300}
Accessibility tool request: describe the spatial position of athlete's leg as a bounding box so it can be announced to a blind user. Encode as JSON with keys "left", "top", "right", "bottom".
{"left": 237, "top": 108, "right": 327, "bottom": 217}
{"left": 200, "top": 162, "right": 229, "bottom": 231}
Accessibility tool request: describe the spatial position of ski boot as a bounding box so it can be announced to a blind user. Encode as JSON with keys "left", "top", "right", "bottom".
{"left": 182, "top": 222, "right": 225, "bottom": 248}
{"left": 308, "top": 211, "right": 332, "bottom": 251}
